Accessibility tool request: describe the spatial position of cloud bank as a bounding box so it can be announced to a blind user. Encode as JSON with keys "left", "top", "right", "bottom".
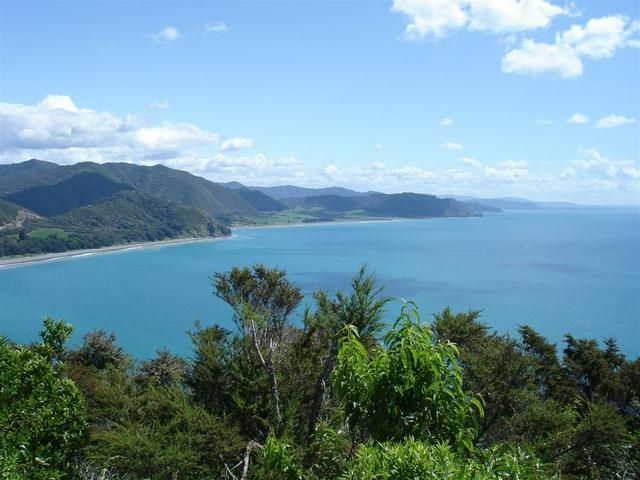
{"left": 502, "top": 15, "right": 639, "bottom": 78}
{"left": 0, "top": 95, "right": 637, "bottom": 203}
{"left": 392, "top": 0, "right": 567, "bottom": 40}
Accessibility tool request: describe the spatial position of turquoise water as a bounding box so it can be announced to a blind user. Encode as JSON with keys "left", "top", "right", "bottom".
{"left": 1, "top": 210, "right": 638, "bottom": 358}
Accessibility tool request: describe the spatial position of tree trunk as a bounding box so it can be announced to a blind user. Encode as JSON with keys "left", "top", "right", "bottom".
{"left": 307, "top": 346, "right": 336, "bottom": 436}
{"left": 266, "top": 352, "right": 282, "bottom": 425}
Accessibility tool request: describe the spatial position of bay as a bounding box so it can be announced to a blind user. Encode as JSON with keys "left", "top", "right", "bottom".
{"left": 1, "top": 209, "right": 638, "bottom": 358}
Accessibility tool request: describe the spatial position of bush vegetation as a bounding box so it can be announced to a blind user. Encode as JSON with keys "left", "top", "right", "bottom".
{"left": 1, "top": 265, "right": 638, "bottom": 479}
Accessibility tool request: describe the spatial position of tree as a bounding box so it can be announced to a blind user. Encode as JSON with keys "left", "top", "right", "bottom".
{"left": 65, "top": 328, "right": 129, "bottom": 371}
{"left": 340, "top": 438, "right": 558, "bottom": 480}
{"left": 305, "top": 265, "right": 390, "bottom": 436}
{"left": 212, "top": 264, "right": 303, "bottom": 426}
{"left": 0, "top": 318, "right": 87, "bottom": 479}
{"left": 334, "top": 302, "right": 483, "bottom": 451}
{"left": 138, "top": 349, "right": 188, "bottom": 387}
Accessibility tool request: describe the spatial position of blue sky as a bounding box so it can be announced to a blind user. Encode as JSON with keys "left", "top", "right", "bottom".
{"left": 1, "top": 0, "right": 639, "bottom": 203}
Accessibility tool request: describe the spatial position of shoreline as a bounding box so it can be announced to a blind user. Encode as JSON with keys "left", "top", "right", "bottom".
{"left": 0, "top": 217, "right": 407, "bottom": 268}
{"left": 0, "top": 236, "right": 224, "bottom": 268}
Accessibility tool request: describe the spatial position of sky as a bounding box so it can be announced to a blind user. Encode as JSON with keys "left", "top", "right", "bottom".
{"left": 0, "top": 0, "right": 639, "bottom": 204}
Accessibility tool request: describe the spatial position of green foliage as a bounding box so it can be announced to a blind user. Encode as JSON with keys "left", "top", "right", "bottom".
{"left": 0, "top": 190, "right": 229, "bottom": 257}
{"left": 66, "top": 329, "right": 130, "bottom": 371}
{"left": 303, "top": 265, "right": 390, "bottom": 437}
{"left": 138, "top": 349, "right": 188, "bottom": 387}
{"left": 434, "top": 307, "right": 640, "bottom": 478}
{"left": 3, "top": 266, "right": 638, "bottom": 480}
{"left": 85, "top": 386, "right": 243, "bottom": 480}
{"left": 28, "top": 227, "right": 70, "bottom": 240}
{"left": 334, "top": 302, "right": 483, "bottom": 450}
{"left": 341, "top": 438, "right": 558, "bottom": 480}
{"left": 236, "top": 188, "right": 287, "bottom": 212}
{"left": 251, "top": 434, "right": 306, "bottom": 480}
{"left": 0, "top": 318, "right": 87, "bottom": 479}
{"left": 310, "top": 264, "right": 390, "bottom": 343}
{"left": 0, "top": 198, "right": 21, "bottom": 226}
{"left": 212, "top": 264, "right": 303, "bottom": 332}
{"left": 212, "top": 264, "right": 304, "bottom": 427}
{"left": 3, "top": 172, "right": 132, "bottom": 217}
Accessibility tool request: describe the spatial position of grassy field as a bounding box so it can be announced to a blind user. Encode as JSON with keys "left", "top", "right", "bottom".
{"left": 28, "top": 227, "right": 70, "bottom": 240}
{"left": 233, "top": 209, "right": 394, "bottom": 227}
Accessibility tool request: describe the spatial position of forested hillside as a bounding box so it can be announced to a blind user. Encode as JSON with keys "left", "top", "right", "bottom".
{"left": 3, "top": 172, "right": 133, "bottom": 217}
{"left": 2, "top": 266, "right": 637, "bottom": 479}
{"left": 0, "top": 160, "right": 258, "bottom": 219}
{"left": 0, "top": 160, "right": 482, "bottom": 258}
{"left": 0, "top": 192, "right": 228, "bottom": 257}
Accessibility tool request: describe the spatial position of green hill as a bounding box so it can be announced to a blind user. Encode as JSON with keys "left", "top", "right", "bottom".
{"left": 234, "top": 188, "right": 286, "bottom": 212}
{"left": 0, "top": 159, "right": 61, "bottom": 195}
{"left": 282, "top": 193, "right": 475, "bottom": 218}
{"left": 0, "top": 198, "right": 41, "bottom": 231}
{"left": 0, "top": 191, "right": 229, "bottom": 257}
{"left": 0, "top": 160, "right": 258, "bottom": 221}
{"left": 52, "top": 190, "right": 229, "bottom": 241}
{"left": 3, "top": 172, "right": 133, "bottom": 217}
{"left": 0, "top": 199, "right": 21, "bottom": 226}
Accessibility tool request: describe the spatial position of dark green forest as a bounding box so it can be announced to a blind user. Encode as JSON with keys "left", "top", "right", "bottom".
{"left": 1, "top": 266, "right": 638, "bottom": 479}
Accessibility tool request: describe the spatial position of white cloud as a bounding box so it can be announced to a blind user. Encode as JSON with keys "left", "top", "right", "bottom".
{"left": 219, "top": 137, "right": 256, "bottom": 151}
{"left": 498, "top": 159, "right": 527, "bottom": 168}
{"left": 392, "top": 0, "right": 567, "bottom": 40}
{"left": 460, "top": 156, "right": 482, "bottom": 167}
{"left": 39, "top": 94, "right": 79, "bottom": 112}
{"left": 467, "top": 0, "right": 567, "bottom": 34}
{"left": 503, "top": 39, "right": 584, "bottom": 77}
{"left": 441, "top": 141, "right": 464, "bottom": 150}
{"left": 392, "top": 0, "right": 468, "bottom": 39}
{"left": 440, "top": 117, "right": 454, "bottom": 126}
{"left": 374, "top": 143, "right": 385, "bottom": 151}
{"left": 204, "top": 22, "right": 229, "bottom": 33}
{"left": 174, "top": 153, "right": 307, "bottom": 185}
{"left": 0, "top": 95, "right": 237, "bottom": 165}
{"left": 567, "top": 113, "right": 589, "bottom": 124}
{"left": 537, "top": 119, "right": 553, "bottom": 125}
{"left": 560, "top": 148, "right": 640, "bottom": 192}
{"left": 318, "top": 149, "right": 636, "bottom": 202}
{"left": 150, "top": 100, "right": 170, "bottom": 109}
{"left": 1, "top": 96, "right": 637, "bottom": 203}
{"left": 502, "top": 15, "right": 639, "bottom": 78}
{"left": 596, "top": 114, "right": 637, "bottom": 128}
{"left": 323, "top": 163, "right": 339, "bottom": 175}
{"left": 150, "top": 26, "right": 181, "bottom": 43}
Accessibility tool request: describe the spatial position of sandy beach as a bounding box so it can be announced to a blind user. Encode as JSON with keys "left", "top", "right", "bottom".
{"left": 0, "top": 236, "right": 225, "bottom": 268}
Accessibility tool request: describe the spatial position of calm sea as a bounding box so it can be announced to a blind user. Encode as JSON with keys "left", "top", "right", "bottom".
{"left": 1, "top": 210, "right": 638, "bottom": 358}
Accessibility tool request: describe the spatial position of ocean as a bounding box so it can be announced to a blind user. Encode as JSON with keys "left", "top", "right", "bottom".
{"left": 1, "top": 209, "right": 638, "bottom": 358}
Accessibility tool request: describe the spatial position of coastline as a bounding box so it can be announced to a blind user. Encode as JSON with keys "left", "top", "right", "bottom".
{"left": 0, "top": 217, "right": 411, "bottom": 268}
{"left": 0, "top": 236, "right": 224, "bottom": 268}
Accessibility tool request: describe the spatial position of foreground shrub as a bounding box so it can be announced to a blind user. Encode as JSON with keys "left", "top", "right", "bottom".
{"left": 0, "top": 318, "right": 87, "bottom": 479}
{"left": 84, "top": 386, "right": 243, "bottom": 480}
{"left": 340, "top": 438, "right": 558, "bottom": 480}
{"left": 334, "top": 302, "right": 483, "bottom": 450}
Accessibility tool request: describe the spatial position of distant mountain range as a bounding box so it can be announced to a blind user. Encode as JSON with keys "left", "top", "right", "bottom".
{"left": 224, "top": 181, "right": 601, "bottom": 212}
{"left": 222, "top": 182, "right": 378, "bottom": 199}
